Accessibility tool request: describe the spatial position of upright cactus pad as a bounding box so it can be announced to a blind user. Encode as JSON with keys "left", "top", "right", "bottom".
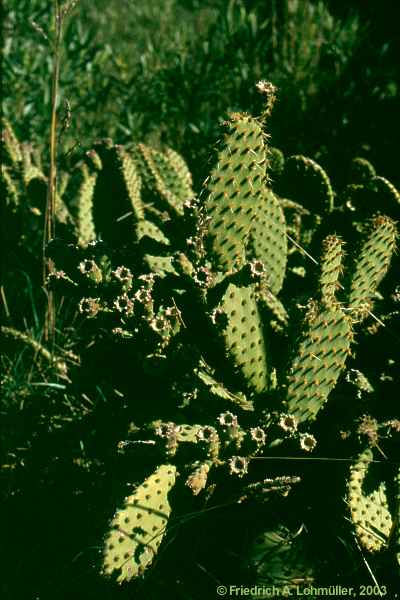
{"left": 286, "top": 303, "right": 352, "bottom": 422}
{"left": 248, "top": 190, "right": 287, "bottom": 295}
{"left": 319, "top": 235, "right": 344, "bottom": 306}
{"left": 347, "top": 448, "right": 392, "bottom": 553}
{"left": 348, "top": 215, "right": 397, "bottom": 318}
{"left": 136, "top": 144, "right": 193, "bottom": 216}
{"left": 203, "top": 113, "right": 268, "bottom": 272}
{"left": 65, "top": 162, "right": 97, "bottom": 246}
{"left": 219, "top": 282, "right": 269, "bottom": 394}
{"left": 280, "top": 155, "right": 334, "bottom": 213}
{"left": 92, "top": 143, "right": 143, "bottom": 243}
{"left": 102, "top": 464, "right": 176, "bottom": 583}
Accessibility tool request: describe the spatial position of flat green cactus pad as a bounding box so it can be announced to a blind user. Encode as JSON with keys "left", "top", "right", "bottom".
{"left": 248, "top": 190, "right": 287, "bottom": 295}
{"left": 348, "top": 215, "right": 397, "bottom": 317}
{"left": 347, "top": 449, "right": 392, "bottom": 553}
{"left": 136, "top": 144, "right": 193, "bottom": 215}
{"left": 219, "top": 282, "right": 269, "bottom": 394}
{"left": 204, "top": 113, "right": 267, "bottom": 272}
{"left": 92, "top": 143, "right": 143, "bottom": 243}
{"left": 136, "top": 219, "right": 170, "bottom": 246}
{"left": 286, "top": 303, "right": 352, "bottom": 422}
{"left": 102, "top": 464, "right": 176, "bottom": 583}
{"left": 66, "top": 163, "right": 97, "bottom": 246}
{"left": 319, "top": 235, "right": 344, "bottom": 307}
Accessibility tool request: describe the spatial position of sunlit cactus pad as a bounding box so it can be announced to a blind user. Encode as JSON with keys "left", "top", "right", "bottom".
{"left": 285, "top": 303, "right": 352, "bottom": 422}
{"left": 347, "top": 448, "right": 392, "bottom": 553}
{"left": 102, "top": 464, "right": 176, "bottom": 583}
{"left": 203, "top": 112, "right": 267, "bottom": 272}
{"left": 348, "top": 215, "right": 397, "bottom": 316}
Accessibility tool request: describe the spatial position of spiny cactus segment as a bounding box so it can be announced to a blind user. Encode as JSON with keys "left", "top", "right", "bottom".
{"left": 348, "top": 215, "right": 397, "bottom": 319}
{"left": 347, "top": 448, "right": 392, "bottom": 553}
{"left": 102, "top": 464, "right": 176, "bottom": 583}
{"left": 285, "top": 302, "right": 353, "bottom": 423}
{"left": 136, "top": 143, "right": 194, "bottom": 216}
{"left": 247, "top": 190, "right": 287, "bottom": 296}
{"left": 218, "top": 282, "right": 269, "bottom": 394}
{"left": 10, "top": 88, "right": 397, "bottom": 586}
{"left": 319, "top": 234, "right": 344, "bottom": 307}
{"left": 202, "top": 112, "right": 268, "bottom": 272}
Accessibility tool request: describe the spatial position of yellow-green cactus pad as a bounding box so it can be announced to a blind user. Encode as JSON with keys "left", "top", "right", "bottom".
{"left": 219, "top": 282, "right": 269, "bottom": 393}
{"left": 102, "top": 464, "right": 176, "bottom": 583}
{"left": 286, "top": 303, "right": 352, "bottom": 422}
{"left": 347, "top": 448, "right": 392, "bottom": 553}
{"left": 203, "top": 113, "right": 268, "bottom": 272}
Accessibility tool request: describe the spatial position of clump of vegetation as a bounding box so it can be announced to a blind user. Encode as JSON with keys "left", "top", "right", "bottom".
{"left": 1, "top": 2, "right": 399, "bottom": 599}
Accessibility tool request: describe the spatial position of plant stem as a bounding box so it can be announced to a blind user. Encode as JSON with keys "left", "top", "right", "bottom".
{"left": 44, "top": 1, "right": 63, "bottom": 342}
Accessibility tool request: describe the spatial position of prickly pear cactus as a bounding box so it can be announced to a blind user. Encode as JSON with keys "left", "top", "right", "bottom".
{"left": 102, "top": 464, "right": 176, "bottom": 583}
{"left": 64, "top": 161, "right": 97, "bottom": 246}
{"left": 203, "top": 112, "right": 268, "bottom": 272}
{"left": 279, "top": 154, "right": 334, "bottom": 213}
{"left": 348, "top": 215, "right": 397, "bottom": 319}
{"left": 347, "top": 448, "right": 392, "bottom": 553}
{"left": 247, "top": 190, "right": 287, "bottom": 295}
{"left": 218, "top": 282, "right": 269, "bottom": 393}
{"left": 285, "top": 302, "right": 352, "bottom": 423}
{"left": 92, "top": 141, "right": 144, "bottom": 243}
{"left": 135, "top": 143, "right": 193, "bottom": 216}
{"left": 318, "top": 234, "right": 344, "bottom": 306}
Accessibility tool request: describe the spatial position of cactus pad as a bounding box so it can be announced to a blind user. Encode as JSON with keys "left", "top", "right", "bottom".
{"left": 203, "top": 113, "right": 268, "bottom": 272}
{"left": 348, "top": 215, "right": 397, "bottom": 317}
{"left": 248, "top": 190, "right": 287, "bottom": 295}
{"left": 219, "top": 282, "right": 269, "bottom": 393}
{"left": 319, "top": 235, "right": 344, "bottom": 306}
{"left": 136, "top": 144, "right": 193, "bottom": 215}
{"left": 92, "top": 143, "right": 143, "bottom": 243}
{"left": 286, "top": 303, "right": 352, "bottom": 422}
{"left": 102, "top": 464, "right": 176, "bottom": 582}
{"left": 347, "top": 448, "right": 392, "bottom": 553}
